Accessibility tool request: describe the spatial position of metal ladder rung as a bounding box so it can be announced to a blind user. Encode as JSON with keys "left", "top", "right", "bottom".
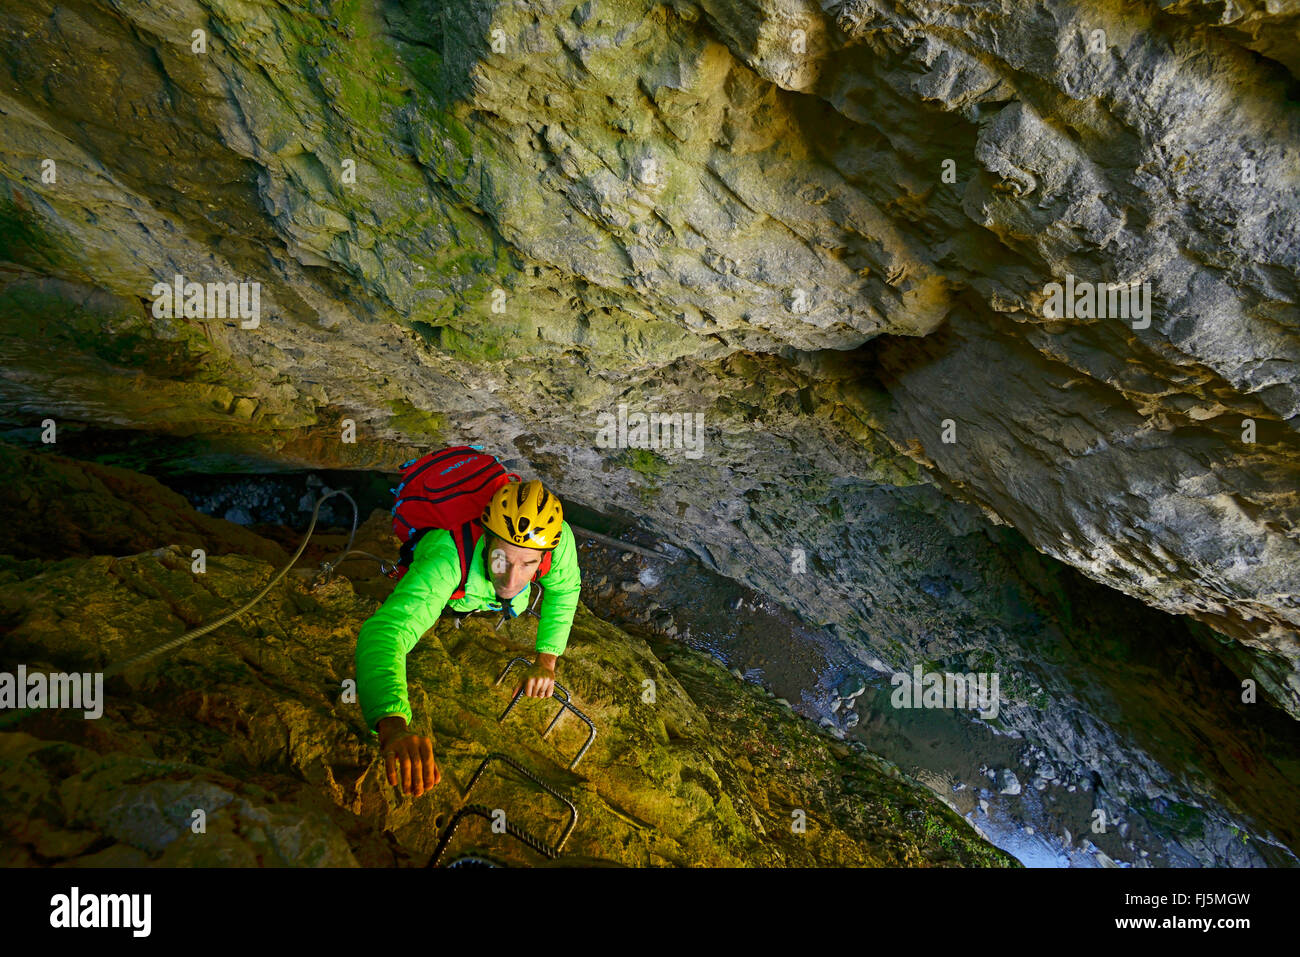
{"left": 428, "top": 750, "right": 579, "bottom": 867}
{"left": 462, "top": 751, "right": 578, "bottom": 852}
{"left": 494, "top": 656, "right": 598, "bottom": 770}
{"left": 428, "top": 804, "right": 558, "bottom": 867}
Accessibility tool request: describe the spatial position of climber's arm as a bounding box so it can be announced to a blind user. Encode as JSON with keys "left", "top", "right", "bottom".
{"left": 512, "top": 524, "right": 581, "bottom": 699}
{"left": 534, "top": 520, "right": 582, "bottom": 659}
{"left": 355, "top": 532, "right": 458, "bottom": 734}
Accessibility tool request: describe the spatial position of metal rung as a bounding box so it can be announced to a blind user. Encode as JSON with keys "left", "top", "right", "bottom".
{"left": 461, "top": 751, "right": 578, "bottom": 852}
{"left": 427, "top": 804, "right": 558, "bottom": 867}
{"left": 495, "top": 656, "right": 598, "bottom": 770}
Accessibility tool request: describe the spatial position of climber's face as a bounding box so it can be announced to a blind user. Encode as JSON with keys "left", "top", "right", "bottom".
{"left": 486, "top": 533, "right": 545, "bottom": 599}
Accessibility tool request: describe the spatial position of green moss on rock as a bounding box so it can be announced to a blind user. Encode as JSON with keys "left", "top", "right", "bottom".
{"left": 385, "top": 398, "right": 447, "bottom": 439}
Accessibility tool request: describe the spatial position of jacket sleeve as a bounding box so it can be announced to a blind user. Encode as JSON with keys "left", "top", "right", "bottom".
{"left": 355, "top": 530, "right": 459, "bottom": 734}
{"left": 534, "top": 520, "right": 582, "bottom": 657}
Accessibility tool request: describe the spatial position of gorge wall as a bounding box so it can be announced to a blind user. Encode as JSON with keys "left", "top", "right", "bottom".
{"left": 0, "top": 0, "right": 1297, "bottom": 865}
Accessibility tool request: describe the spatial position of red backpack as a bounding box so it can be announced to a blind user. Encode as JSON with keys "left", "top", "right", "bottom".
{"left": 388, "top": 445, "right": 553, "bottom": 597}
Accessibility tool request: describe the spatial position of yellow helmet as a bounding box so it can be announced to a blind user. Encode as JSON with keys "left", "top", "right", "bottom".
{"left": 481, "top": 479, "right": 563, "bottom": 549}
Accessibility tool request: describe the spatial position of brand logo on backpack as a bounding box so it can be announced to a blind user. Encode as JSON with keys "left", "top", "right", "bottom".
{"left": 438, "top": 458, "right": 474, "bottom": 477}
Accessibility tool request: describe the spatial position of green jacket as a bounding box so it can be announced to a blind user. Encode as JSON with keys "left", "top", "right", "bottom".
{"left": 355, "top": 520, "right": 582, "bottom": 733}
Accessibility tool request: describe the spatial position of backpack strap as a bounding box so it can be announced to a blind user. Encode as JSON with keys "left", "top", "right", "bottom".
{"left": 396, "top": 526, "right": 433, "bottom": 572}
{"left": 393, "top": 522, "right": 481, "bottom": 599}
{"left": 447, "top": 521, "right": 484, "bottom": 599}
{"left": 534, "top": 549, "right": 553, "bottom": 580}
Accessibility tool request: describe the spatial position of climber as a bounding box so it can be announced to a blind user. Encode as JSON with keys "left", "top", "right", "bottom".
{"left": 355, "top": 478, "right": 582, "bottom": 798}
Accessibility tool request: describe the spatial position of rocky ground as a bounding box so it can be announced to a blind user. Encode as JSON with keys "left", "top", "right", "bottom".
{"left": 0, "top": 442, "right": 1013, "bottom": 867}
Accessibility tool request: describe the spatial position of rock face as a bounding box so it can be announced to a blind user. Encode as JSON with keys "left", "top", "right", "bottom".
{"left": 0, "top": 440, "right": 290, "bottom": 566}
{"left": 0, "top": 449, "right": 1010, "bottom": 867}
{"left": 0, "top": 0, "right": 1297, "bottom": 845}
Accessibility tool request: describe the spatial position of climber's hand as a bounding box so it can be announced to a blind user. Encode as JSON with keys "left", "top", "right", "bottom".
{"left": 515, "top": 655, "right": 557, "bottom": 698}
{"left": 378, "top": 716, "right": 440, "bottom": 797}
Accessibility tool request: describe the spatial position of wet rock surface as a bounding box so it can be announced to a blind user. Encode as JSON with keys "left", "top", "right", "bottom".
{"left": 7, "top": 440, "right": 1296, "bottom": 867}
{"left": 564, "top": 503, "right": 1300, "bottom": 867}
